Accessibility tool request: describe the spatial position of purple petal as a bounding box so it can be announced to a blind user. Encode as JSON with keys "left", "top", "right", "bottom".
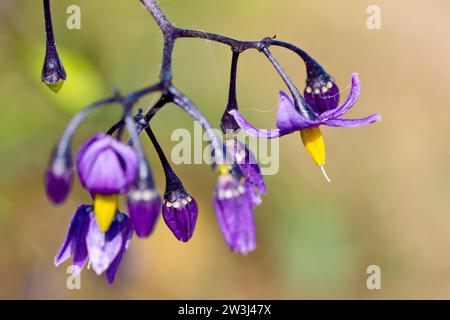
{"left": 76, "top": 134, "right": 111, "bottom": 185}
{"left": 228, "top": 110, "right": 283, "bottom": 139}
{"left": 323, "top": 114, "right": 381, "bottom": 127}
{"left": 86, "top": 212, "right": 123, "bottom": 275}
{"left": 77, "top": 134, "right": 138, "bottom": 194}
{"left": 213, "top": 175, "right": 256, "bottom": 255}
{"left": 226, "top": 139, "right": 266, "bottom": 206}
{"left": 84, "top": 149, "right": 127, "bottom": 194}
{"left": 276, "top": 91, "right": 318, "bottom": 131}
{"left": 241, "top": 163, "right": 266, "bottom": 206}
{"left": 105, "top": 215, "right": 133, "bottom": 285}
{"left": 72, "top": 209, "right": 91, "bottom": 273}
{"left": 54, "top": 205, "right": 91, "bottom": 268}
{"left": 162, "top": 196, "right": 198, "bottom": 242}
{"left": 304, "top": 79, "right": 340, "bottom": 114}
{"left": 45, "top": 167, "right": 73, "bottom": 205}
{"left": 320, "top": 73, "right": 361, "bottom": 119}
{"left": 109, "top": 139, "right": 138, "bottom": 186}
{"left": 127, "top": 191, "right": 161, "bottom": 238}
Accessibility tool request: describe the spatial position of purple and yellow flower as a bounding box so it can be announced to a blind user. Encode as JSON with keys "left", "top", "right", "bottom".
{"left": 229, "top": 73, "right": 381, "bottom": 181}
{"left": 54, "top": 205, "right": 133, "bottom": 284}
{"left": 76, "top": 133, "right": 138, "bottom": 231}
{"left": 213, "top": 164, "right": 256, "bottom": 255}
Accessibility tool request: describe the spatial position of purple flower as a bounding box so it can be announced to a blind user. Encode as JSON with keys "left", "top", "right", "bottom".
{"left": 214, "top": 167, "right": 256, "bottom": 255}
{"left": 127, "top": 185, "right": 161, "bottom": 238}
{"left": 229, "top": 73, "right": 381, "bottom": 138}
{"left": 225, "top": 138, "right": 266, "bottom": 206}
{"left": 77, "top": 133, "right": 138, "bottom": 231}
{"left": 54, "top": 205, "right": 133, "bottom": 284}
{"left": 45, "top": 148, "right": 73, "bottom": 205}
{"left": 77, "top": 134, "right": 138, "bottom": 195}
{"left": 162, "top": 189, "right": 198, "bottom": 242}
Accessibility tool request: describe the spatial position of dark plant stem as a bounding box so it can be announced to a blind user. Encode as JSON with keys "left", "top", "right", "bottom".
{"left": 56, "top": 97, "right": 117, "bottom": 158}
{"left": 140, "top": 0, "right": 175, "bottom": 85}
{"left": 43, "top": 0, "right": 55, "bottom": 46}
{"left": 123, "top": 103, "right": 155, "bottom": 186}
{"left": 262, "top": 47, "right": 317, "bottom": 120}
{"left": 145, "top": 126, "right": 183, "bottom": 191}
{"left": 271, "top": 40, "right": 326, "bottom": 78}
{"left": 176, "top": 29, "right": 265, "bottom": 52}
{"left": 221, "top": 50, "right": 240, "bottom": 132}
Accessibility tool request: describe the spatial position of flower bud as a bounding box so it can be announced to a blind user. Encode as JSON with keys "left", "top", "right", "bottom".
{"left": 162, "top": 189, "right": 198, "bottom": 242}
{"left": 45, "top": 147, "right": 73, "bottom": 204}
{"left": 41, "top": 46, "right": 66, "bottom": 93}
{"left": 127, "top": 183, "right": 161, "bottom": 238}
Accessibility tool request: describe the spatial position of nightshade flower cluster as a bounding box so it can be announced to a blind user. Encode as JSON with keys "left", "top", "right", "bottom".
{"left": 41, "top": 0, "right": 380, "bottom": 284}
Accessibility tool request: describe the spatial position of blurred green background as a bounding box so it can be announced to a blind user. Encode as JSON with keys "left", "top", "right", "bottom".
{"left": 0, "top": 0, "right": 449, "bottom": 299}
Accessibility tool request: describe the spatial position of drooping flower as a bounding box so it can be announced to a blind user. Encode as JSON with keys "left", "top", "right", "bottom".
{"left": 45, "top": 147, "right": 73, "bottom": 204}
{"left": 224, "top": 138, "right": 266, "bottom": 206}
{"left": 213, "top": 164, "right": 256, "bottom": 255}
{"left": 145, "top": 126, "right": 198, "bottom": 242}
{"left": 76, "top": 133, "right": 138, "bottom": 231}
{"left": 55, "top": 205, "right": 133, "bottom": 284}
{"left": 229, "top": 73, "right": 381, "bottom": 180}
{"left": 162, "top": 176, "right": 198, "bottom": 242}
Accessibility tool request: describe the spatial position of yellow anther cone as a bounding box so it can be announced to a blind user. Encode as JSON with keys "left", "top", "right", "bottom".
{"left": 94, "top": 194, "right": 118, "bottom": 232}
{"left": 217, "top": 164, "right": 230, "bottom": 175}
{"left": 300, "top": 127, "right": 331, "bottom": 182}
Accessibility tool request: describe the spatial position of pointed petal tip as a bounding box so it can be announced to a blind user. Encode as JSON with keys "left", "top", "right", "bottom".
{"left": 320, "top": 165, "right": 332, "bottom": 183}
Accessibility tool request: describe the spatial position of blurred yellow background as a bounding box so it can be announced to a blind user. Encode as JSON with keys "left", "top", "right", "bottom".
{"left": 0, "top": 0, "right": 449, "bottom": 299}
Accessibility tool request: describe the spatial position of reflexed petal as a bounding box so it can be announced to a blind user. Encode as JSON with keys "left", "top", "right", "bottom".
{"left": 105, "top": 215, "right": 133, "bottom": 285}
{"left": 228, "top": 110, "right": 282, "bottom": 139}
{"left": 276, "top": 91, "right": 318, "bottom": 131}
{"left": 323, "top": 114, "right": 381, "bottom": 127}
{"left": 320, "top": 73, "right": 361, "bottom": 119}
{"left": 54, "top": 205, "right": 91, "bottom": 268}
{"left": 86, "top": 212, "right": 122, "bottom": 275}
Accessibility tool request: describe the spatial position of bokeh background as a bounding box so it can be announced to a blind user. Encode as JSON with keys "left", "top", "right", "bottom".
{"left": 0, "top": 0, "right": 449, "bottom": 299}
